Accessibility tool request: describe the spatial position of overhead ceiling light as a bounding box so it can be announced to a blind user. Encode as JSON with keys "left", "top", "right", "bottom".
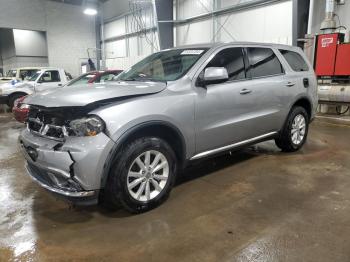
{"left": 83, "top": 0, "right": 98, "bottom": 16}
{"left": 83, "top": 8, "right": 97, "bottom": 15}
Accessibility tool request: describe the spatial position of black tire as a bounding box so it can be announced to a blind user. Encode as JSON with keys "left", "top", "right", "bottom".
{"left": 8, "top": 93, "right": 25, "bottom": 109}
{"left": 104, "top": 137, "right": 177, "bottom": 213}
{"left": 275, "top": 106, "right": 309, "bottom": 152}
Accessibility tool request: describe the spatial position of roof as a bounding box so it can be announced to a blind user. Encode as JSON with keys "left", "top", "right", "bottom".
{"left": 9, "top": 67, "right": 45, "bottom": 70}
{"left": 173, "top": 41, "right": 299, "bottom": 51}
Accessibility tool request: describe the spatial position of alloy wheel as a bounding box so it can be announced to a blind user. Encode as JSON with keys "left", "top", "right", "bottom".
{"left": 127, "top": 150, "right": 169, "bottom": 202}
{"left": 291, "top": 114, "right": 306, "bottom": 145}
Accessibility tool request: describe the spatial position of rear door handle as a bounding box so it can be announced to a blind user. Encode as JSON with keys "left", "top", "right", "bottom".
{"left": 303, "top": 78, "right": 309, "bottom": 88}
{"left": 240, "top": 88, "right": 252, "bottom": 95}
{"left": 286, "top": 82, "right": 296, "bottom": 87}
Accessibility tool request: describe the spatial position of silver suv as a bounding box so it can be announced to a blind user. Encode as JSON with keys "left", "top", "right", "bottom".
{"left": 19, "top": 43, "right": 317, "bottom": 213}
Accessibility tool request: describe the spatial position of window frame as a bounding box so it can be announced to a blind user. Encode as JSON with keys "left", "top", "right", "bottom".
{"left": 39, "top": 70, "right": 61, "bottom": 83}
{"left": 245, "top": 47, "right": 285, "bottom": 80}
{"left": 196, "top": 46, "right": 250, "bottom": 87}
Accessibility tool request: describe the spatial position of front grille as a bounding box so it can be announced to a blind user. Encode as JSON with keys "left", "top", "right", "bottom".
{"left": 27, "top": 118, "right": 67, "bottom": 140}
{"left": 27, "top": 106, "right": 72, "bottom": 140}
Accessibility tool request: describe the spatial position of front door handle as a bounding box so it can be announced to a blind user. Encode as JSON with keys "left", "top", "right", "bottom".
{"left": 240, "top": 88, "right": 252, "bottom": 95}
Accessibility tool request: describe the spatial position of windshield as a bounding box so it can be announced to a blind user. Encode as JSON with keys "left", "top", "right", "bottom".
{"left": 28, "top": 71, "right": 41, "bottom": 81}
{"left": 117, "top": 48, "right": 208, "bottom": 82}
{"left": 68, "top": 73, "right": 97, "bottom": 86}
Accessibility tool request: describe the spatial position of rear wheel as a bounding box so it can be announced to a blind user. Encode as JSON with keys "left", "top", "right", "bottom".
{"left": 275, "top": 106, "right": 309, "bottom": 152}
{"left": 104, "top": 137, "right": 177, "bottom": 213}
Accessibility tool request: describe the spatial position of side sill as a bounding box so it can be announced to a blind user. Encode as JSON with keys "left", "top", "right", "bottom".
{"left": 190, "top": 131, "right": 278, "bottom": 160}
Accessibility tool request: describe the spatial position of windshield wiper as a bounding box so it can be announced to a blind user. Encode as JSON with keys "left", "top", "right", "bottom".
{"left": 120, "top": 77, "right": 167, "bottom": 84}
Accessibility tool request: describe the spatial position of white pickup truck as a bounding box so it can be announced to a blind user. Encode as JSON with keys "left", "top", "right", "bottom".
{"left": 0, "top": 67, "right": 72, "bottom": 108}
{"left": 0, "top": 67, "right": 43, "bottom": 84}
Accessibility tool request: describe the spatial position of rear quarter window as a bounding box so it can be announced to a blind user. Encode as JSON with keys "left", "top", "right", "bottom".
{"left": 279, "top": 49, "right": 309, "bottom": 72}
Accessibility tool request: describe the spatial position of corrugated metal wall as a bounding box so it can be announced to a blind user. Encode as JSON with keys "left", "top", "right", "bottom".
{"left": 174, "top": 0, "right": 292, "bottom": 46}
{"left": 102, "top": 0, "right": 292, "bottom": 70}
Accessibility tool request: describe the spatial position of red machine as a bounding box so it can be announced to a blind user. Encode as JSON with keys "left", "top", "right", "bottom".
{"left": 314, "top": 33, "right": 350, "bottom": 78}
{"left": 334, "top": 44, "right": 350, "bottom": 76}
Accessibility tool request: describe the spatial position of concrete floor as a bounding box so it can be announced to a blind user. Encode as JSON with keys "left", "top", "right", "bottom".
{"left": 1, "top": 113, "right": 350, "bottom": 262}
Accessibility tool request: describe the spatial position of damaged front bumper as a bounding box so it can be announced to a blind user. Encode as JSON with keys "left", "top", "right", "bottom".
{"left": 19, "top": 129, "right": 115, "bottom": 205}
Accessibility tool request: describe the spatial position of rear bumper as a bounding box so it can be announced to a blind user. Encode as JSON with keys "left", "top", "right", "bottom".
{"left": 0, "top": 95, "right": 9, "bottom": 105}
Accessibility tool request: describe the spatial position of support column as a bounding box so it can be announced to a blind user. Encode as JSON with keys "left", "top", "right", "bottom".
{"left": 154, "top": 0, "right": 174, "bottom": 50}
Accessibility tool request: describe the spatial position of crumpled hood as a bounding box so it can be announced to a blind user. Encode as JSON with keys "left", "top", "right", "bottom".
{"left": 25, "top": 81, "right": 166, "bottom": 107}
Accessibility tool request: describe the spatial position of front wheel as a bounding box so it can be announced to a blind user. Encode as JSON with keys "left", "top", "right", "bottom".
{"left": 104, "top": 137, "right": 177, "bottom": 213}
{"left": 275, "top": 106, "right": 309, "bottom": 152}
{"left": 8, "top": 93, "right": 26, "bottom": 109}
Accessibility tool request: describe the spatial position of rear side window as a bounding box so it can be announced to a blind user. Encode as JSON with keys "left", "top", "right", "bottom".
{"left": 206, "top": 47, "right": 246, "bottom": 81}
{"left": 279, "top": 49, "right": 309, "bottom": 72}
{"left": 247, "top": 48, "right": 284, "bottom": 78}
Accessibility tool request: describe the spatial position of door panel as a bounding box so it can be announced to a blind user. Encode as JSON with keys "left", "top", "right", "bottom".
{"left": 35, "top": 70, "right": 62, "bottom": 92}
{"left": 194, "top": 47, "right": 286, "bottom": 154}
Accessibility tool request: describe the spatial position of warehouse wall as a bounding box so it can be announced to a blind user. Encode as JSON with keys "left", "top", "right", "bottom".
{"left": 0, "top": 0, "right": 96, "bottom": 77}
{"left": 174, "top": 0, "right": 293, "bottom": 45}
{"left": 0, "top": 29, "right": 49, "bottom": 72}
{"left": 0, "top": 29, "right": 17, "bottom": 73}
{"left": 102, "top": 6, "right": 159, "bottom": 70}
{"left": 101, "top": 0, "right": 293, "bottom": 71}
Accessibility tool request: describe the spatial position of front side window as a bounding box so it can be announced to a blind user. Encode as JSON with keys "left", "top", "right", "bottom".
{"left": 279, "top": 49, "right": 309, "bottom": 72}
{"left": 205, "top": 47, "right": 246, "bottom": 81}
{"left": 98, "top": 72, "right": 120, "bottom": 83}
{"left": 247, "top": 47, "right": 284, "bottom": 78}
{"left": 117, "top": 48, "right": 208, "bottom": 82}
{"left": 40, "top": 70, "right": 61, "bottom": 82}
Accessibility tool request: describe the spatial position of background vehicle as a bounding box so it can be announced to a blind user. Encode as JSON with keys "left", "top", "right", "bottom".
{"left": 67, "top": 70, "right": 122, "bottom": 86}
{"left": 0, "top": 68, "right": 71, "bottom": 108}
{"left": 19, "top": 43, "right": 317, "bottom": 213}
{"left": 12, "top": 96, "right": 29, "bottom": 123}
{"left": 11, "top": 70, "right": 123, "bottom": 123}
{"left": 0, "top": 67, "right": 43, "bottom": 84}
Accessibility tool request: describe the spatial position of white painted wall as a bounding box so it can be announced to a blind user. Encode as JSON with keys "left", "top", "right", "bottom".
{"left": 0, "top": 0, "right": 96, "bottom": 77}
{"left": 45, "top": 1, "right": 96, "bottom": 77}
{"left": 174, "top": 0, "right": 293, "bottom": 46}
{"left": 13, "top": 29, "right": 48, "bottom": 57}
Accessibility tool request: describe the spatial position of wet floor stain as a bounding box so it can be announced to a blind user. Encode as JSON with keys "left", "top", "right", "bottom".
{"left": 0, "top": 114, "right": 350, "bottom": 261}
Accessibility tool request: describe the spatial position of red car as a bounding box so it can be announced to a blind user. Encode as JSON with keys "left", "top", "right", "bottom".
{"left": 13, "top": 96, "right": 29, "bottom": 123}
{"left": 67, "top": 70, "right": 122, "bottom": 86}
{"left": 12, "top": 70, "right": 123, "bottom": 123}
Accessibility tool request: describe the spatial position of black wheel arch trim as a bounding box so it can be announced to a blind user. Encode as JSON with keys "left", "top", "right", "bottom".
{"left": 100, "top": 120, "right": 187, "bottom": 188}
{"left": 279, "top": 96, "right": 312, "bottom": 135}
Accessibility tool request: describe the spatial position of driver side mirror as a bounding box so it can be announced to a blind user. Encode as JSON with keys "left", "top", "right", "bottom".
{"left": 197, "top": 67, "right": 229, "bottom": 86}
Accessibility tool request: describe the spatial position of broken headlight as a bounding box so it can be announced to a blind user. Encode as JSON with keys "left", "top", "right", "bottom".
{"left": 69, "top": 115, "right": 105, "bottom": 137}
